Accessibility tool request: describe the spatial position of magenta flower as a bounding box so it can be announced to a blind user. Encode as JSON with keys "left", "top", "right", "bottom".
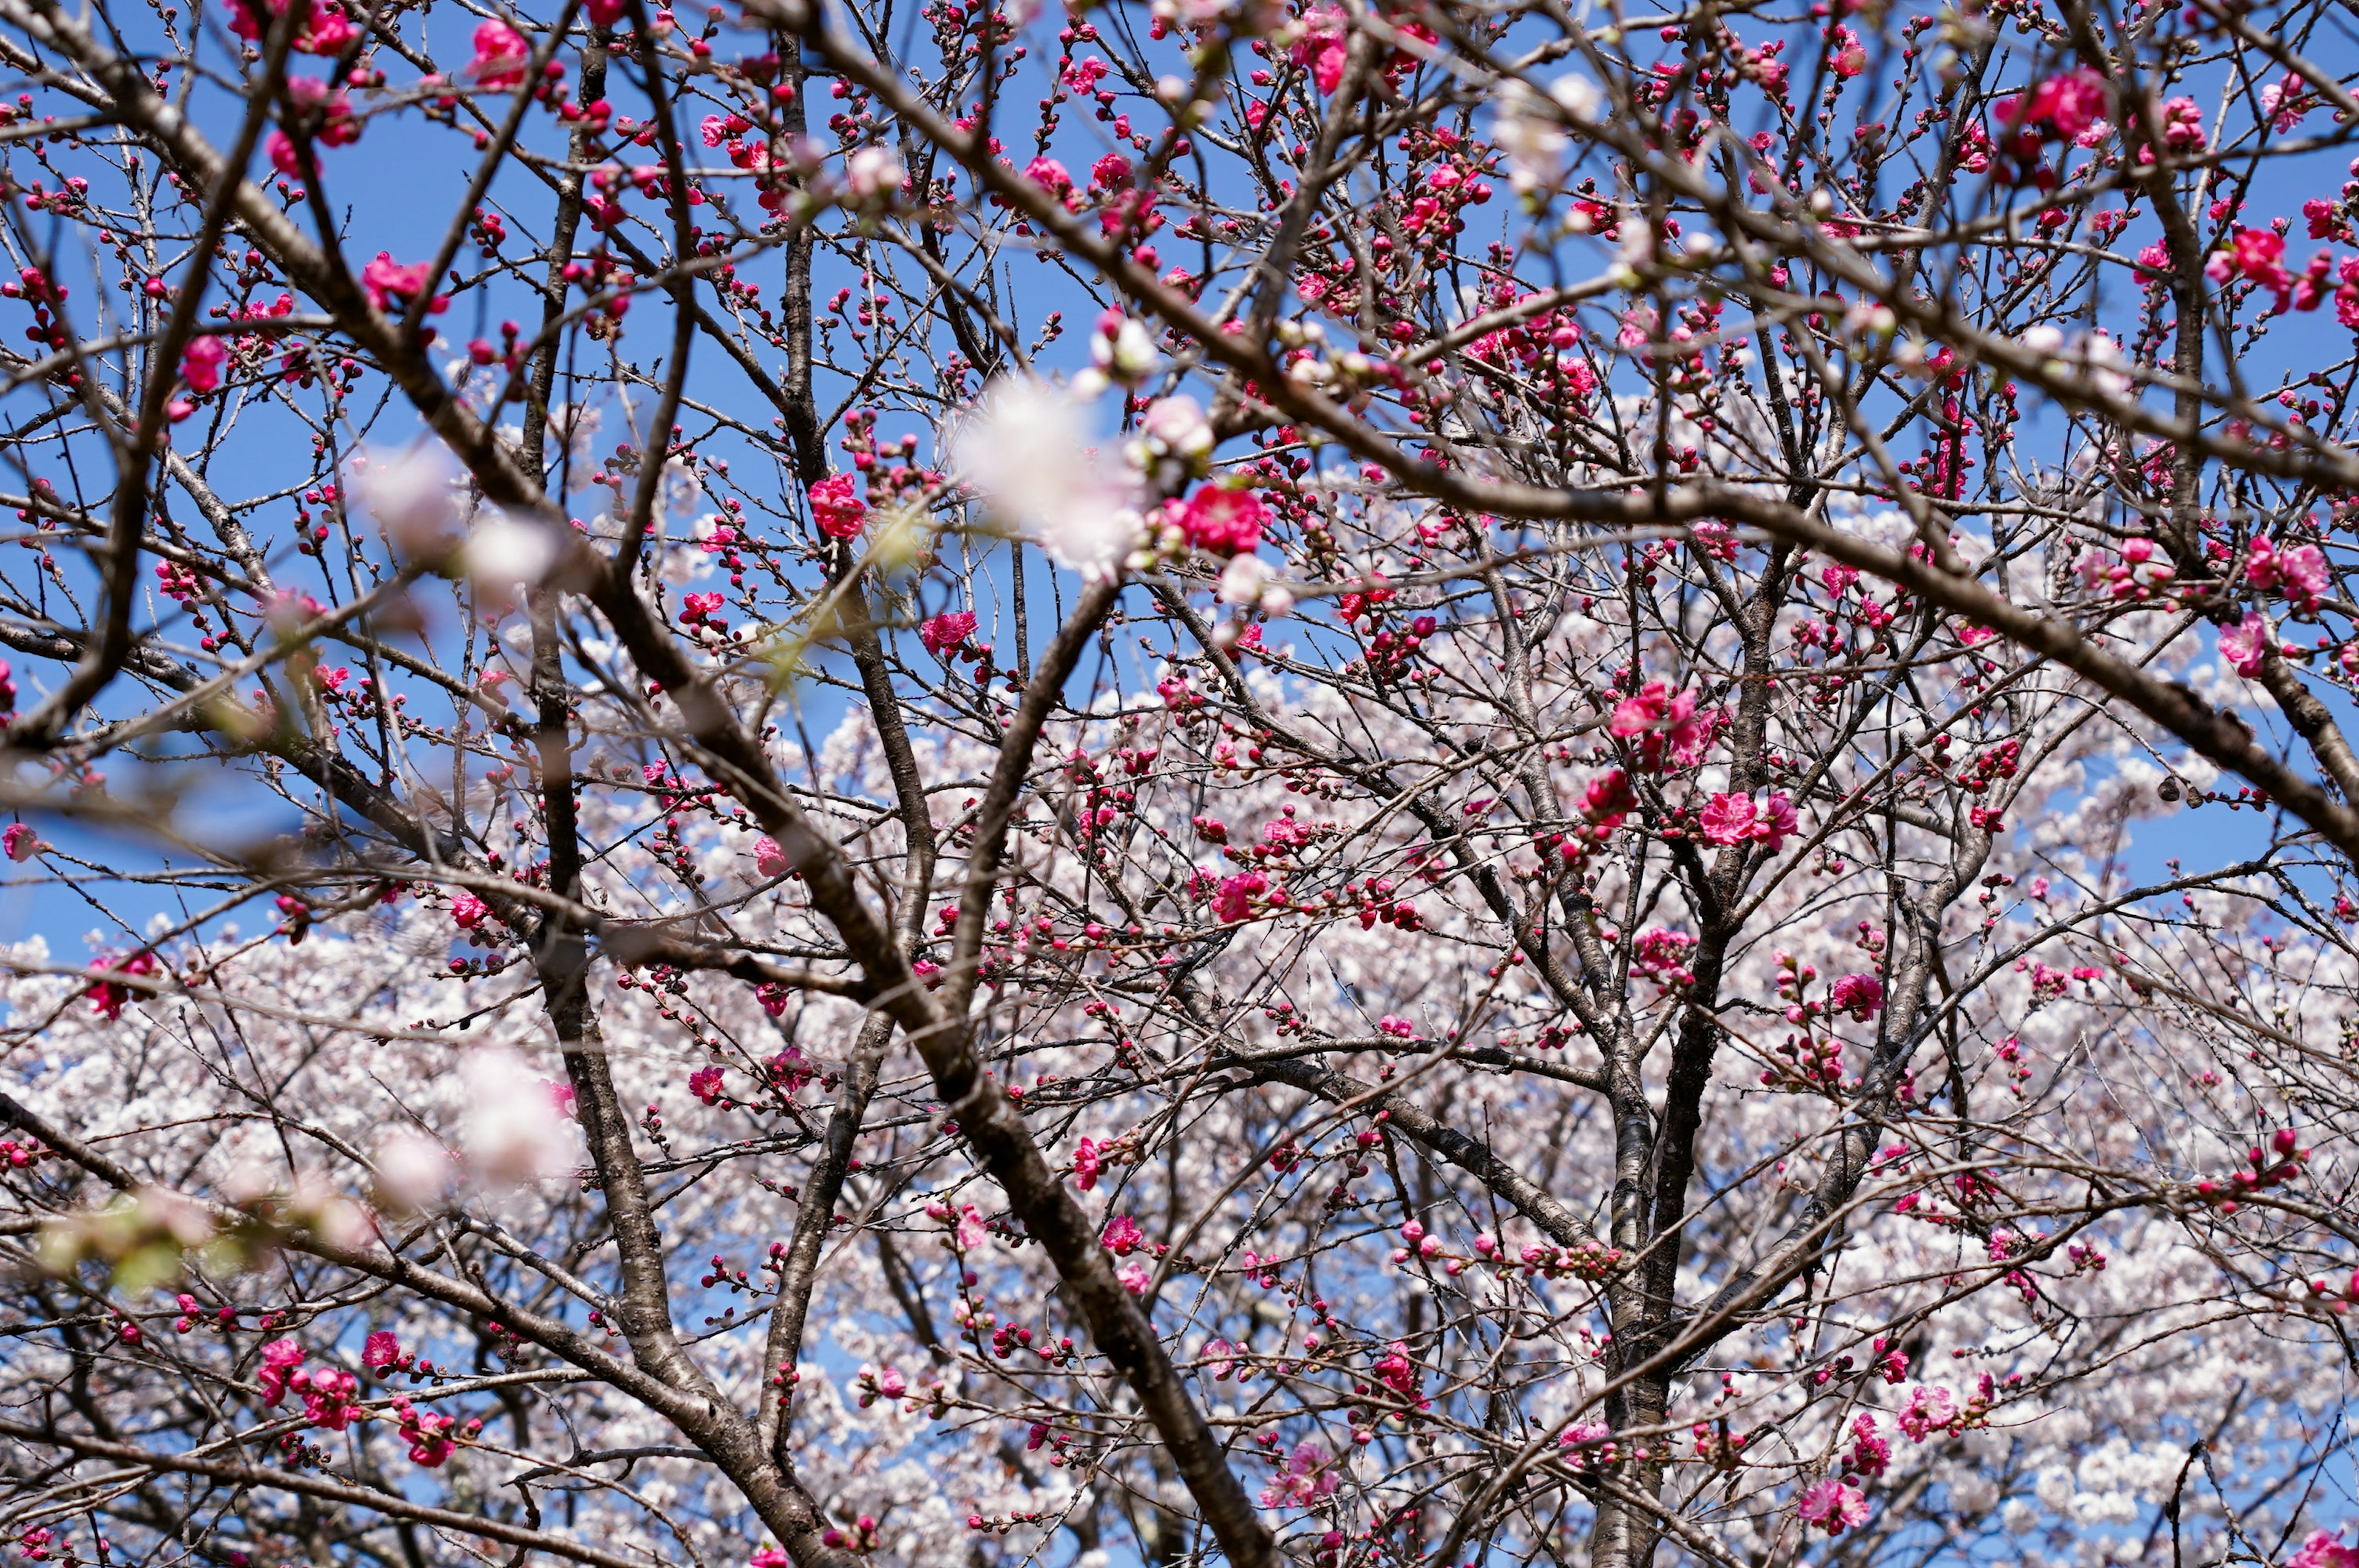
{"left": 1897, "top": 1383, "right": 1957, "bottom": 1441}
{"left": 809, "top": 474, "right": 867, "bottom": 539}
{"left": 1797, "top": 1477, "right": 1869, "bottom": 1535}
{"left": 1829, "top": 973, "right": 1885, "bottom": 1020}
{"left": 1178, "top": 486, "right": 1268, "bottom": 556}
{"left": 467, "top": 18, "right": 530, "bottom": 87}
{"left": 1700, "top": 792, "right": 1757, "bottom": 846}
{"left": 754, "top": 836, "right": 790, "bottom": 879}
{"left": 2218, "top": 610, "right": 2273, "bottom": 677}
{"left": 2290, "top": 1532, "right": 2359, "bottom": 1568}
{"left": 1213, "top": 870, "right": 1267, "bottom": 922}
{"left": 921, "top": 610, "right": 977, "bottom": 657}
{"left": 180, "top": 335, "right": 228, "bottom": 394}
{"left": 1258, "top": 1440, "right": 1341, "bottom": 1508}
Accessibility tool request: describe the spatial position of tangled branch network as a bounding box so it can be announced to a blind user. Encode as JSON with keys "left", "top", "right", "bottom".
{"left": 0, "top": 0, "right": 2355, "bottom": 1564}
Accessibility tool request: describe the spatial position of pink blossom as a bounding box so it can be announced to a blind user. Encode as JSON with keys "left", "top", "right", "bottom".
{"left": 1177, "top": 486, "right": 1267, "bottom": 556}
{"left": 1796, "top": 1477, "right": 1869, "bottom": 1535}
{"left": 953, "top": 1203, "right": 987, "bottom": 1251}
{"left": 689, "top": 1066, "right": 725, "bottom": 1104}
{"left": 361, "top": 253, "right": 446, "bottom": 316}
{"left": 1101, "top": 1213, "right": 1144, "bottom": 1255}
{"left": 1022, "top": 156, "right": 1073, "bottom": 195}
{"left": 299, "top": 1365, "right": 359, "bottom": 1430}
{"left": 2290, "top": 1531, "right": 2359, "bottom": 1568}
{"left": 2247, "top": 537, "right": 2330, "bottom": 613}
{"left": 256, "top": 1337, "right": 305, "bottom": 1404}
{"left": 1896, "top": 1383, "right": 1957, "bottom": 1441}
{"left": 1073, "top": 1137, "right": 1101, "bottom": 1190}
{"left": 2207, "top": 228, "right": 2295, "bottom": 312}
{"left": 2219, "top": 610, "right": 2273, "bottom": 677}
{"left": 1700, "top": 792, "right": 1758, "bottom": 846}
{"left": 364, "top": 1330, "right": 402, "bottom": 1371}
{"left": 2260, "top": 72, "right": 2310, "bottom": 133}
{"left": 1846, "top": 1413, "right": 1892, "bottom": 1478}
{"left": 1610, "top": 681, "right": 1714, "bottom": 770}
{"left": 85, "top": 951, "right": 157, "bottom": 1021}
{"left": 1117, "top": 1260, "right": 1152, "bottom": 1293}
{"left": 754, "top": 837, "right": 790, "bottom": 878}
{"left": 1259, "top": 1440, "right": 1341, "bottom": 1508}
{"left": 2004, "top": 69, "right": 2108, "bottom": 140}
{"left": 227, "top": 0, "right": 359, "bottom": 53}
{"left": 452, "top": 892, "right": 491, "bottom": 930}
{"left": 809, "top": 474, "right": 866, "bottom": 539}
{"left": 393, "top": 1395, "right": 456, "bottom": 1466}
{"left": 1829, "top": 972, "right": 1884, "bottom": 1019}
{"left": 1559, "top": 1420, "right": 1614, "bottom": 1467}
{"left": 921, "top": 610, "right": 977, "bottom": 656}
{"left": 2, "top": 823, "right": 37, "bottom": 862}
{"left": 469, "top": 18, "right": 531, "bottom": 87}
{"left": 1289, "top": 8, "right": 1347, "bottom": 95}
{"left": 1213, "top": 870, "right": 1267, "bottom": 922}
{"left": 1377, "top": 1015, "right": 1417, "bottom": 1039}
{"left": 181, "top": 335, "right": 227, "bottom": 394}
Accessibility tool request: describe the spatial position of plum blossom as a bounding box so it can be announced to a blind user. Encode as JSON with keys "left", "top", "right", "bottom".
{"left": 2, "top": 823, "right": 39, "bottom": 862}
{"left": 1072, "top": 1137, "right": 1102, "bottom": 1190}
{"left": 360, "top": 253, "right": 447, "bottom": 316}
{"left": 808, "top": 474, "right": 866, "bottom": 539}
{"left": 2290, "top": 1531, "right": 2359, "bottom": 1568}
{"left": 2001, "top": 69, "right": 2108, "bottom": 141}
{"left": 180, "top": 335, "right": 227, "bottom": 394}
{"left": 467, "top": 18, "right": 531, "bottom": 87}
{"left": 393, "top": 1396, "right": 456, "bottom": 1465}
{"left": 85, "top": 951, "right": 157, "bottom": 1021}
{"left": 1846, "top": 1413, "right": 1892, "bottom": 1478}
{"left": 1212, "top": 870, "right": 1267, "bottom": 921}
{"left": 1829, "top": 973, "right": 1885, "bottom": 1020}
{"left": 2245, "top": 537, "right": 2330, "bottom": 613}
{"left": 1259, "top": 1440, "right": 1340, "bottom": 1508}
{"left": 754, "top": 836, "right": 791, "bottom": 878}
{"left": 1086, "top": 309, "right": 1159, "bottom": 388}
{"left": 845, "top": 146, "right": 904, "bottom": 201}
{"left": 1797, "top": 1477, "right": 1869, "bottom": 1535}
{"left": 466, "top": 515, "right": 560, "bottom": 591}
{"left": 256, "top": 1337, "right": 305, "bottom": 1404}
{"left": 2219, "top": 611, "right": 2274, "bottom": 677}
{"left": 1897, "top": 1383, "right": 1958, "bottom": 1441}
{"left": 1699, "top": 791, "right": 1797, "bottom": 852}
{"left": 1176, "top": 485, "right": 1267, "bottom": 556}
{"left": 1610, "top": 681, "right": 1715, "bottom": 770}
{"left": 920, "top": 610, "right": 977, "bottom": 656}
{"left": 2208, "top": 228, "right": 2296, "bottom": 312}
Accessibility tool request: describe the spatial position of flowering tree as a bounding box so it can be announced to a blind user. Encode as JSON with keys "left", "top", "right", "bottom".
{"left": 2, "top": 0, "right": 2359, "bottom": 1565}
